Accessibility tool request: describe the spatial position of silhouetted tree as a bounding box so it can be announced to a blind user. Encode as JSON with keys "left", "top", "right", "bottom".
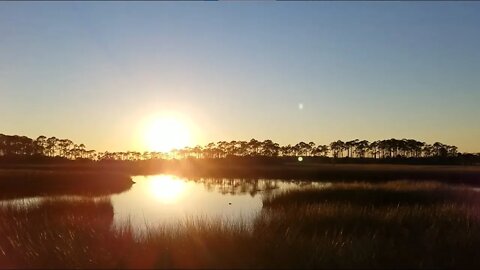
{"left": 330, "top": 140, "right": 345, "bottom": 158}
{"left": 0, "top": 133, "right": 471, "bottom": 164}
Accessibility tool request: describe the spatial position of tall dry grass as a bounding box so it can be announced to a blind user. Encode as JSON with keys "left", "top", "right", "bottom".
{"left": 2, "top": 181, "right": 480, "bottom": 268}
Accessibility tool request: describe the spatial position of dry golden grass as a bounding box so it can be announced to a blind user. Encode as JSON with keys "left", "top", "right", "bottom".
{"left": 1, "top": 181, "right": 480, "bottom": 268}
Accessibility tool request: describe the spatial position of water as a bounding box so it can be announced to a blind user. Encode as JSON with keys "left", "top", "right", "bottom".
{"left": 111, "top": 175, "right": 330, "bottom": 229}
{"left": 0, "top": 174, "right": 330, "bottom": 231}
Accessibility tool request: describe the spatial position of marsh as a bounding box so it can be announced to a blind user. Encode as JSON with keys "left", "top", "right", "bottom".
{"left": 2, "top": 174, "right": 480, "bottom": 268}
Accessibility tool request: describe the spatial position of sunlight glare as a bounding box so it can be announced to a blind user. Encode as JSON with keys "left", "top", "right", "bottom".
{"left": 149, "top": 175, "right": 187, "bottom": 204}
{"left": 143, "top": 115, "right": 191, "bottom": 152}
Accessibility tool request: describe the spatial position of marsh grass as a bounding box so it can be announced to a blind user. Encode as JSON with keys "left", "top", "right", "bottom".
{"left": 263, "top": 181, "right": 480, "bottom": 207}
{"left": 258, "top": 181, "right": 480, "bottom": 268}
{"left": 1, "top": 181, "right": 480, "bottom": 268}
{"left": 0, "top": 198, "right": 118, "bottom": 268}
{"left": 0, "top": 169, "right": 133, "bottom": 199}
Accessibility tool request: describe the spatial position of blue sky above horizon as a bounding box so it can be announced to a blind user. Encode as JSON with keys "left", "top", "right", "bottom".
{"left": 1, "top": 2, "right": 479, "bottom": 152}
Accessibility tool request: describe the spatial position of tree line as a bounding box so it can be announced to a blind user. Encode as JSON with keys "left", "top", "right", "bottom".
{"left": 1, "top": 133, "right": 475, "bottom": 162}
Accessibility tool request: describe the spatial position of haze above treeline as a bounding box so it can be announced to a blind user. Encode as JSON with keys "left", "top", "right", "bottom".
{"left": 1, "top": 3, "right": 480, "bottom": 153}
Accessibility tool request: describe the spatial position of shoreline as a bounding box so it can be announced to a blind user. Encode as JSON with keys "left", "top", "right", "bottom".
{"left": 0, "top": 169, "right": 133, "bottom": 200}
{"left": 1, "top": 161, "right": 480, "bottom": 184}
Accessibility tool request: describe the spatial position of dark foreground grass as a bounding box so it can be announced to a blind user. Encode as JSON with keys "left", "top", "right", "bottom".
{"left": 2, "top": 181, "right": 480, "bottom": 268}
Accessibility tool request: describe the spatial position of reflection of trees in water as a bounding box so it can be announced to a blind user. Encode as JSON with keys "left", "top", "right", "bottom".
{"left": 189, "top": 178, "right": 324, "bottom": 197}
{"left": 190, "top": 178, "right": 268, "bottom": 196}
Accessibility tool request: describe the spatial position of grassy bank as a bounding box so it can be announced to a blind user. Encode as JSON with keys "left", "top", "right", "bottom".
{"left": 168, "top": 161, "right": 480, "bottom": 184}
{"left": 0, "top": 169, "right": 133, "bottom": 200}
{"left": 3, "top": 160, "right": 480, "bottom": 185}
{"left": 2, "top": 181, "right": 480, "bottom": 268}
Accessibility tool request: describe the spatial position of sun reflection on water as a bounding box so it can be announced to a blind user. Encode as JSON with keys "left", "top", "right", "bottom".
{"left": 148, "top": 175, "right": 188, "bottom": 204}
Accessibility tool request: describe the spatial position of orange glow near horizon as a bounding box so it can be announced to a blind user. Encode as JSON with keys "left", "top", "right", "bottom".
{"left": 140, "top": 113, "right": 193, "bottom": 153}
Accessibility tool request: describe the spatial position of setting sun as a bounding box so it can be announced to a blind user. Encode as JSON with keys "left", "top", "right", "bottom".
{"left": 143, "top": 115, "right": 192, "bottom": 152}
{"left": 3, "top": 2, "right": 480, "bottom": 268}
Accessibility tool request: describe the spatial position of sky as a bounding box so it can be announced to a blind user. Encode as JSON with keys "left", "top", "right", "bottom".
{"left": 1, "top": 2, "right": 479, "bottom": 152}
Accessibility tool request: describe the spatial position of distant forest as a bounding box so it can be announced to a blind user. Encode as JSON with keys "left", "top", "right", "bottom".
{"left": 1, "top": 133, "right": 479, "bottom": 164}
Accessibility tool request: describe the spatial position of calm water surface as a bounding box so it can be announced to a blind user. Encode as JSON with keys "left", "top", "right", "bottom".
{"left": 2, "top": 174, "right": 330, "bottom": 231}
{"left": 111, "top": 175, "right": 330, "bottom": 229}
